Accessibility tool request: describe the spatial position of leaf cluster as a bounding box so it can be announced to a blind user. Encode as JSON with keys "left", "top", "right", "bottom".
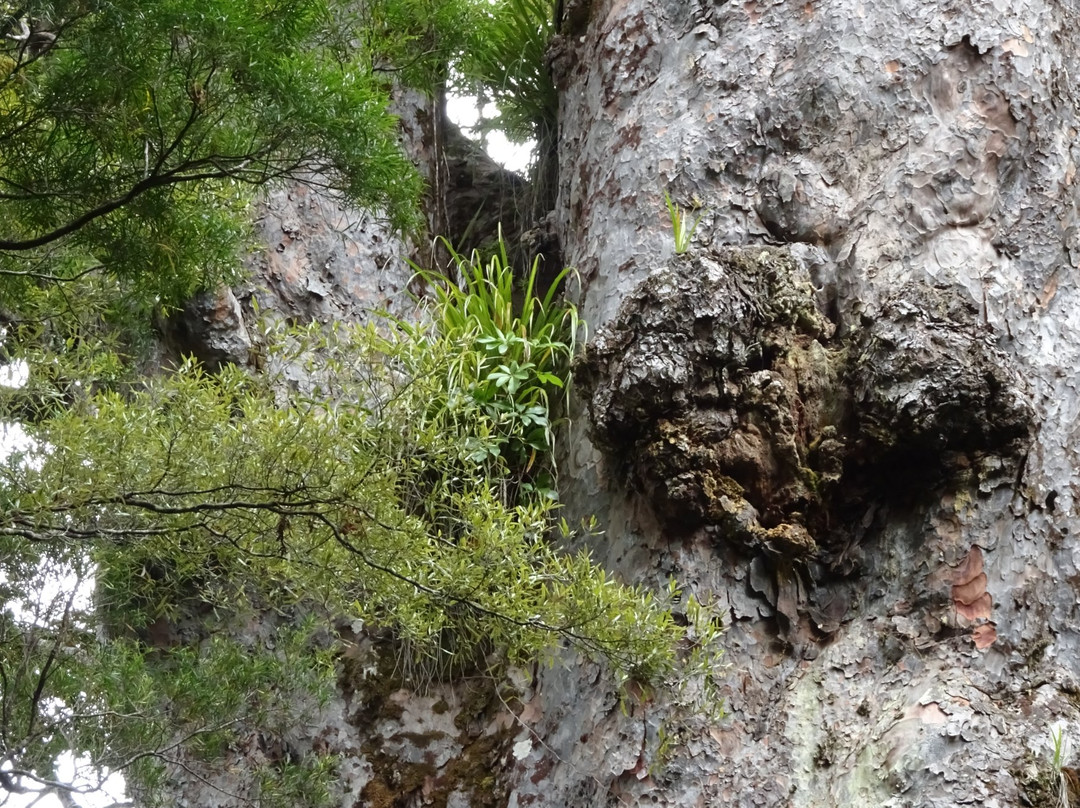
{"left": 664, "top": 190, "right": 704, "bottom": 255}
{"left": 412, "top": 234, "right": 579, "bottom": 497}
{"left": 0, "top": 304, "right": 721, "bottom": 802}
{"left": 455, "top": 0, "right": 557, "bottom": 145}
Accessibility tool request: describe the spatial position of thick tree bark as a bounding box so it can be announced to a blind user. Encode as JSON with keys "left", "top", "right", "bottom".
{"left": 501, "top": 0, "right": 1080, "bottom": 806}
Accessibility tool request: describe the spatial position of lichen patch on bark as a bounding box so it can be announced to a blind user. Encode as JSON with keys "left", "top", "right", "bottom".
{"left": 338, "top": 639, "right": 519, "bottom": 808}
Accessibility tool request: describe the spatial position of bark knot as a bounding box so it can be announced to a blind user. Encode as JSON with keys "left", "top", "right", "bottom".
{"left": 580, "top": 246, "right": 1034, "bottom": 568}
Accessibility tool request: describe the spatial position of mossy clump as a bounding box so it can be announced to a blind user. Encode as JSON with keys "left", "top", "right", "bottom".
{"left": 582, "top": 246, "right": 850, "bottom": 562}
{"left": 1013, "top": 755, "right": 1065, "bottom": 808}
{"left": 582, "top": 243, "right": 1033, "bottom": 573}
{"left": 722, "top": 247, "right": 832, "bottom": 338}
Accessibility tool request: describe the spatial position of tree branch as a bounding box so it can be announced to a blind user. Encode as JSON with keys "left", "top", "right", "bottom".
{"left": 0, "top": 152, "right": 303, "bottom": 252}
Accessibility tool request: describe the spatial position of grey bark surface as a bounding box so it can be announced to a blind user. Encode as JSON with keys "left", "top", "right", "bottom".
{"left": 503, "top": 0, "right": 1080, "bottom": 806}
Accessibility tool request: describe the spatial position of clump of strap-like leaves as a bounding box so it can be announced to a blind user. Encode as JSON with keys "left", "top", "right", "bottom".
{"left": 455, "top": 0, "right": 557, "bottom": 145}
{"left": 412, "top": 236, "right": 578, "bottom": 501}
{"left": 0, "top": 288, "right": 721, "bottom": 803}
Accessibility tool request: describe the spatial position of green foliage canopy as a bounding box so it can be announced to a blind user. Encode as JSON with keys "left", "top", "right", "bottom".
{"left": 0, "top": 0, "right": 422, "bottom": 317}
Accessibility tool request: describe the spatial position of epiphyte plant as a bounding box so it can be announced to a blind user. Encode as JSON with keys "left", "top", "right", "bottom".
{"left": 664, "top": 190, "right": 704, "bottom": 255}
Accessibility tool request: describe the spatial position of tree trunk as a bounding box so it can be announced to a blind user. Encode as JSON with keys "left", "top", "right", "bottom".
{"left": 171, "top": 2, "right": 1080, "bottom": 806}
{"left": 504, "top": 0, "right": 1080, "bottom": 806}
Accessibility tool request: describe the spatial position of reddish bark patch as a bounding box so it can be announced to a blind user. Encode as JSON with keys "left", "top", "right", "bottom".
{"left": 952, "top": 545, "right": 992, "bottom": 620}
{"left": 972, "top": 623, "right": 998, "bottom": 649}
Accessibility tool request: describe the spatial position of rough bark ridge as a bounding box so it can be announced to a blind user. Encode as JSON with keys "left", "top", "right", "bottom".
{"left": 501, "top": 0, "right": 1080, "bottom": 805}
